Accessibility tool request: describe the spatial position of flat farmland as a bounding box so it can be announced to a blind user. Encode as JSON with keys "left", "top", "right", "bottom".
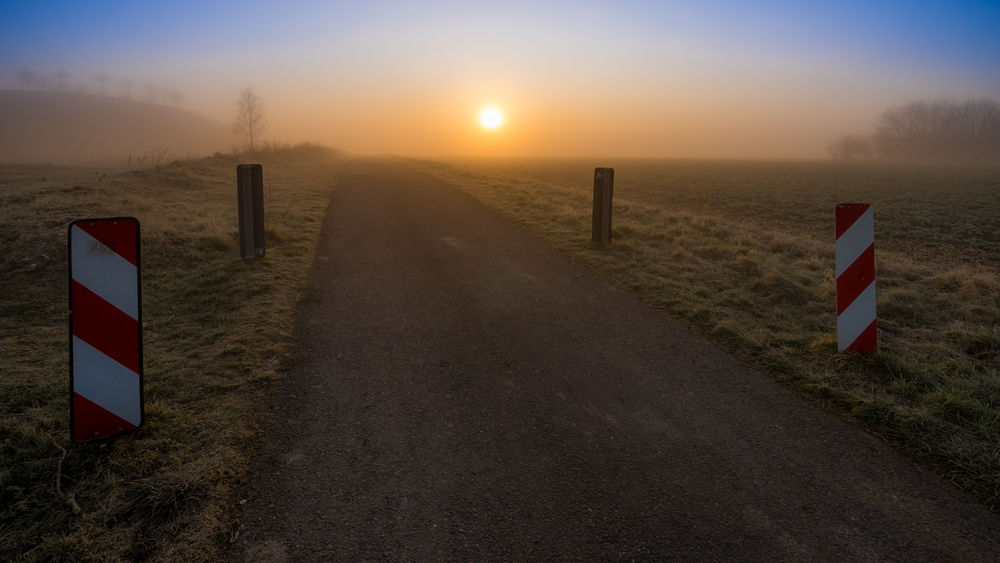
{"left": 409, "top": 157, "right": 1000, "bottom": 508}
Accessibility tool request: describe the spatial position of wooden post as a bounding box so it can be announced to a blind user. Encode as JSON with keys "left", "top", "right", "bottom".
{"left": 592, "top": 167, "right": 614, "bottom": 245}
{"left": 237, "top": 164, "right": 266, "bottom": 259}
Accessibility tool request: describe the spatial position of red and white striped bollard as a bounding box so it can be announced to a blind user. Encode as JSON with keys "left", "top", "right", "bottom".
{"left": 68, "top": 217, "right": 144, "bottom": 441}
{"left": 835, "top": 203, "right": 876, "bottom": 353}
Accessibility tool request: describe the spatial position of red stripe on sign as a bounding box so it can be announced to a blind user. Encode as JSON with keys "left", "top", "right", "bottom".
{"left": 73, "top": 392, "right": 137, "bottom": 442}
{"left": 835, "top": 203, "right": 870, "bottom": 239}
{"left": 73, "top": 219, "right": 138, "bottom": 266}
{"left": 847, "top": 319, "right": 877, "bottom": 353}
{"left": 836, "top": 243, "right": 876, "bottom": 315}
{"left": 71, "top": 280, "right": 140, "bottom": 373}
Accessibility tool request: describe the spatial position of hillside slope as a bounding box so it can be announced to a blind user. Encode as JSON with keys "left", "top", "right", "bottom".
{"left": 0, "top": 90, "right": 230, "bottom": 164}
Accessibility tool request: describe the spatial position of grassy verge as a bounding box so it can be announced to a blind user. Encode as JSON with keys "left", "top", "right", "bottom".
{"left": 407, "top": 157, "right": 1000, "bottom": 509}
{"left": 1, "top": 144, "right": 341, "bottom": 560}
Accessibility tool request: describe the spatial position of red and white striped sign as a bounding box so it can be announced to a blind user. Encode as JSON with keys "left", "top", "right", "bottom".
{"left": 835, "top": 203, "right": 876, "bottom": 353}
{"left": 68, "top": 218, "right": 143, "bottom": 442}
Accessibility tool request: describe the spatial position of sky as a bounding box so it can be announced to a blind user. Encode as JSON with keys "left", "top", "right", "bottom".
{"left": 2, "top": 0, "right": 999, "bottom": 158}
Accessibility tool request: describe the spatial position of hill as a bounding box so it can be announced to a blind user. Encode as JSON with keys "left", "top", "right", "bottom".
{"left": 0, "top": 90, "right": 230, "bottom": 164}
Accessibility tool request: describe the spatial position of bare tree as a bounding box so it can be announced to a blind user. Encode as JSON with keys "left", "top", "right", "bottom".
{"left": 162, "top": 88, "right": 184, "bottom": 106}
{"left": 54, "top": 69, "right": 71, "bottom": 91}
{"left": 828, "top": 135, "right": 874, "bottom": 161}
{"left": 148, "top": 146, "right": 169, "bottom": 173}
{"left": 874, "top": 98, "right": 1000, "bottom": 163}
{"left": 35, "top": 72, "right": 51, "bottom": 90}
{"left": 119, "top": 78, "right": 135, "bottom": 99}
{"left": 143, "top": 82, "right": 158, "bottom": 103}
{"left": 15, "top": 67, "right": 34, "bottom": 89}
{"left": 955, "top": 98, "right": 1000, "bottom": 137}
{"left": 94, "top": 72, "right": 109, "bottom": 95}
{"left": 233, "top": 87, "right": 265, "bottom": 153}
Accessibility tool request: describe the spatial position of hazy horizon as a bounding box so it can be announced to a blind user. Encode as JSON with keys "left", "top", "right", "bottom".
{"left": 3, "top": 1, "right": 999, "bottom": 159}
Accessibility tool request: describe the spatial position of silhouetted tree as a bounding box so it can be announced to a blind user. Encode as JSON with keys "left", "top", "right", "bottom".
{"left": 15, "top": 67, "right": 34, "bottom": 89}
{"left": 54, "top": 69, "right": 71, "bottom": 91}
{"left": 234, "top": 87, "right": 265, "bottom": 153}
{"left": 828, "top": 135, "right": 874, "bottom": 160}
{"left": 143, "top": 82, "right": 157, "bottom": 103}
{"left": 94, "top": 72, "right": 109, "bottom": 95}
{"left": 119, "top": 78, "right": 135, "bottom": 99}
{"left": 874, "top": 98, "right": 1000, "bottom": 163}
{"left": 163, "top": 89, "right": 183, "bottom": 106}
{"left": 955, "top": 98, "right": 1000, "bottom": 138}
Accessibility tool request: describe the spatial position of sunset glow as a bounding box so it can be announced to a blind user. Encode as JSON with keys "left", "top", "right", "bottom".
{"left": 479, "top": 107, "right": 504, "bottom": 130}
{"left": 1, "top": 1, "right": 998, "bottom": 158}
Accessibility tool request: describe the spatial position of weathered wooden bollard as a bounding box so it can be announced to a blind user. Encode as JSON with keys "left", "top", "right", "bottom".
{"left": 237, "top": 164, "right": 266, "bottom": 259}
{"left": 592, "top": 167, "right": 614, "bottom": 245}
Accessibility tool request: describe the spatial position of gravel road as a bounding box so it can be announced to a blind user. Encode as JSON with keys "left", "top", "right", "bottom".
{"left": 238, "top": 158, "right": 1000, "bottom": 561}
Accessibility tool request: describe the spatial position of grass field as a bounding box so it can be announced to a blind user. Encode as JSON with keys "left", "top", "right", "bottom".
{"left": 3, "top": 153, "right": 997, "bottom": 558}
{"left": 409, "top": 157, "right": 1000, "bottom": 509}
{"left": 0, "top": 145, "right": 340, "bottom": 560}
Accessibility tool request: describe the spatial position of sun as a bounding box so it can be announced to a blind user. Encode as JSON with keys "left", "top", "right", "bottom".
{"left": 479, "top": 106, "right": 504, "bottom": 130}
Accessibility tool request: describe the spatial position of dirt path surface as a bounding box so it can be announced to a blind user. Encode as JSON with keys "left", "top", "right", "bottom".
{"left": 238, "top": 159, "right": 999, "bottom": 560}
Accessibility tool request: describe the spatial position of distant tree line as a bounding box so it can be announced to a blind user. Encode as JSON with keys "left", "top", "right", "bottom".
{"left": 11, "top": 67, "right": 184, "bottom": 106}
{"left": 829, "top": 98, "right": 1000, "bottom": 165}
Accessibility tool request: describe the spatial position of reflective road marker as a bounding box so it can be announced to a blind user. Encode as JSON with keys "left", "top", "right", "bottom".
{"left": 68, "top": 217, "right": 143, "bottom": 441}
{"left": 835, "top": 204, "right": 876, "bottom": 353}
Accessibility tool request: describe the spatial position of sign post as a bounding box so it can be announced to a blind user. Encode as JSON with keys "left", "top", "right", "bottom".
{"left": 835, "top": 203, "right": 877, "bottom": 353}
{"left": 237, "top": 164, "right": 266, "bottom": 259}
{"left": 592, "top": 167, "right": 614, "bottom": 245}
{"left": 68, "top": 217, "right": 143, "bottom": 442}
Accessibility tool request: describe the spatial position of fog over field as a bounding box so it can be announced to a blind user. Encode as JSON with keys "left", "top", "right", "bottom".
{"left": 4, "top": 3, "right": 1000, "bottom": 560}
{"left": 2, "top": 1, "right": 999, "bottom": 160}
{"left": 0, "top": 90, "right": 229, "bottom": 163}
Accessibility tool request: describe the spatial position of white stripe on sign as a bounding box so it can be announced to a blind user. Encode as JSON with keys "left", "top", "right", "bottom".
{"left": 837, "top": 281, "right": 877, "bottom": 351}
{"left": 835, "top": 206, "right": 874, "bottom": 278}
{"left": 70, "top": 225, "right": 139, "bottom": 319}
{"left": 72, "top": 336, "right": 142, "bottom": 426}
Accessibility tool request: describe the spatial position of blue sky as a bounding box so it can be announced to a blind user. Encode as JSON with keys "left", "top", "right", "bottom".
{"left": 2, "top": 0, "right": 998, "bottom": 156}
